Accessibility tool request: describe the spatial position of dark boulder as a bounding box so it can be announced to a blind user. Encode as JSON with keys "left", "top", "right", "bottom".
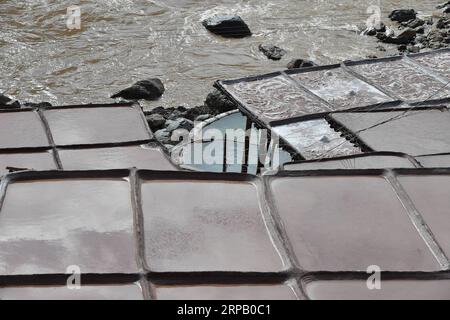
{"left": 167, "top": 107, "right": 188, "bottom": 120}
{"left": 205, "top": 89, "right": 236, "bottom": 113}
{"left": 0, "top": 100, "right": 20, "bottom": 109}
{"left": 381, "top": 28, "right": 417, "bottom": 44}
{"left": 389, "top": 9, "right": 417, "bottom": 23}
{"left": 0, "top": 94, "right": 11, "bottom": 105}
{"left": 428, "top": 30, "right": 445, "bottom": 42}
{"left": 202, "top": 15, "right": 252, "bottom": 38}
{"left": 183, "top": 105, "right": 215, "bottom": 121}
{"left": 149, "top": 106, "right": 175, "bottom": 118}
{"left": 435, "top": 17, "right": 450, "bottom": 29}
{"left": 415, "top": 26, "right": 425, "bottom": 34}
{"left": 405, "top": 18, "right": 425, "bottom": 29}
{"left": 111, "top": 78, "right": 165, "bottom": 101}
{"left": 287, "top": 58, "right": 317, "bottom": 69}
{"left": 398, "top": 44, "right": 408, "bottom": 52}
{"left": 23, "top": 102, "right": 52, "bottom": 108}
{"left": 146, "top": 113, "right": 166, "bottom": 131}
{"left": 259, "top": 44, "right": 287, "bottom": 60}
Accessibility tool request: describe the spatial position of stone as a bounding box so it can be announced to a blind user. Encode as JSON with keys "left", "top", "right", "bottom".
{"left": 0, "top": 94, "right": 12, "bottom": 105}
{"left": 435, "top": 17, "right": 449, "bottom": 29}
{"left": 146, "top": 113, "right": 166, "bottom": 130}
{"left": 202, "top": 15, "right": 252, "bottom": 38}
{"left": 204, "top": 89, "right": 236, "bottom": 113}
{"left": 415, "top": 26, "right": 426, "bottom": 34}
{"left": 165, "top": 118, "right": 194, "bottom": 133}
{"left": 0, "top": 100, "right": 20, "bottom": 109}
{"left": 407, "top": 44, "right": 421, "bottom": 53}
{"left": 195, "top": 114, "right": 212, "bottom": 122}
{"left": 363, "top": 28, "right": 377, "bottom": 36}
{"left": 111, "top": 78, "right": 165, "bottom": 101}
{"left": 286, "top": 58, "right": 317, "bottom": 69}
{"left": 437, "top": 1, "right": 450, "bottom": 9}
{"left": 150, "top": 106, "right": 175, "bottom": 118}
{"left": 398, "top": 44, "right": 408, "bottom": 52}
{"left": 362, "top": 22, "right": 386, "bottom": 36}
{"left": 23, "top": 102, "right": 52, "bottom": 108}
{"left": 428, "top": 30, "right": 445, "bottom": 42}
{"left": 406, "top": 18, "right": 425, "bottom": 29}
{"left": 383, "top": 28, "right": 417, "bottom": 44}
{"left": 183, "top": 105, "right": 214, "bottom": 121}
{"left": 389, "top": 9, "right": 417, "bottom": 23}
{"left": 259, "top": 44, "right": 287, "bottom": 60}
{"left": 154, "top": 128, "right": 172, "bottom": 145}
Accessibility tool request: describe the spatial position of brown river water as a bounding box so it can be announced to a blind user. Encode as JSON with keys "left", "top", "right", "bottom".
{"left": 0, "top": 0, "right": 443, "bottom": 110}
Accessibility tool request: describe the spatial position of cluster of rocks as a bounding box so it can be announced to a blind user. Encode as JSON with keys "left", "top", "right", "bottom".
{"left": 145, "top": 89, "right": 237, "bottom": 147}
{"left": 286, "top": 58, "right": 317, "bottom": 69}
{"left": 259, "top": 44, "right": 287, "bottom": 60}
{"left": 363, "top": 5, "right": 450, "bottom": 53}
{"left": 0, "top": 93, "right": 52, "bottom": 109}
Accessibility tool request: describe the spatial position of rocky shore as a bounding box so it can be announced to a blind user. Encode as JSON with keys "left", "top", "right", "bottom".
{"left": 144, "top": 89, "right": 237, "bottom": 148}
{"left": 362, "top": 3, "right": 450, "bottom": 53}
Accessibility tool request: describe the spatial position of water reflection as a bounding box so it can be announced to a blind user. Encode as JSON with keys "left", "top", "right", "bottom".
{"left": 172, "top": 111, "right": 293, "bottom": 174}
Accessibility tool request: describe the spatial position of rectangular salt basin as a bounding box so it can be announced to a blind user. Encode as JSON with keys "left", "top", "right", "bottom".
{"left": 411, "top": 50, "right": 450, "bottom": 80}
{"left": 0, "top": 178, "right": 139, "bottom": 275}
{"left": 272, "top": 119, "right": 361, "bottom": 160}
{"left": 267, "top": 174, "right": 439, "bottom": 271}
{"left": 331, "top": 110, "right": 450, "bottom": 156}
{"left": 140, "top": 174, "right": 284, "bottom": 273}
{"left": 153, "top": 284, "right": 297, "bottom": 300}
{"left": 221, "top": 75, "right": 331, "bottom": 124}
{"left": 0, "top": 283, "right": 144, "bottom": 300}
{"left": 289, "top": 67, "right": 392, "bottom": 109}
{"left": 304, "top": 279, "right": 450, "bottom": 300}
{"left": 44, "top": 106, "right": 151, "bottom": 146}
{"left": 0, "top": 111, "right": 50, "bottom": 149}
{"left": 0, "top": 151, "right": 56, "bottom": 176}
{"left": 282, "top": 154, "right": 415, "bottom": 170}
{"left": 59, "top": 145, "right": 178, "bottom": 171}
{"left": 347, "top": 59, "right": 450, "bottom": 102}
